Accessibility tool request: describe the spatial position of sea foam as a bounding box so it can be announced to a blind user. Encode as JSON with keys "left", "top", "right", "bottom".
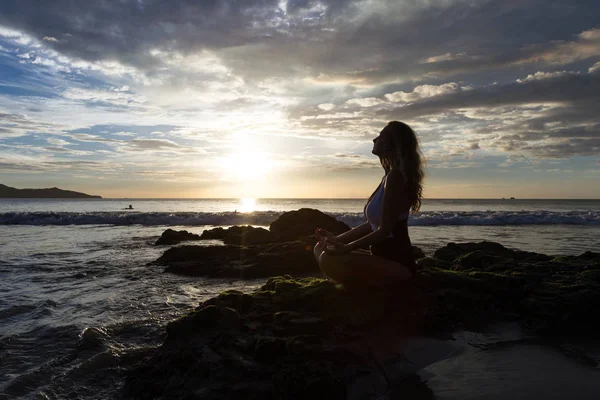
{"left": 0, "top": 210, "right": 598, "bottom": 226}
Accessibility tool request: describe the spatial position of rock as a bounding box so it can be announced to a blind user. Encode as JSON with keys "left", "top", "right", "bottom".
{"left": 224, "top": 227, "right": 276, "bottom": 246}
{"left": 433, "top": 241, "right": 552, "bottom": 269}
{"left": 412, "top": 246, "right": 425, "bottom": 260}
{"left": 269, "top": 208, "right": 350, "bottom": 242}
{"left": 417, "top": 256, "right": 438, "bottom": 269}
{"left": 158, "top": 241, "right": 319, "bottom": 278}
{"left": 125, "top": 243, "right": 600, "bottom": 399}
{"left": 451, "top": 250, "right": 506, "bottom": 271}
{"left": 155, "top": 229, "right": 201, "bottom": 246}
{"left": 200, "top": 225, "right": 278, "bottom": 245}
{"left": 123, "top": 276, "right": 431, "bottom": 399}
{"left": 199, "top": 227, "right": 228, "bottom": 240}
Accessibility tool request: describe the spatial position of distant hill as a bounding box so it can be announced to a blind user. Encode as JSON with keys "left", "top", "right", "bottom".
{"left": 0, "top": 184, "right": 102, "bottom": 198}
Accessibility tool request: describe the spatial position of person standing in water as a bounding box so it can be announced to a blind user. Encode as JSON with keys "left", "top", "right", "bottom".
{"left": 313, "top": 121, "right": 424, "bottom": 286}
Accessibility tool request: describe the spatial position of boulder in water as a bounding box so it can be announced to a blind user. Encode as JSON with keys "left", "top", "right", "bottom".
{"left": 223, "top": 226, "right": 276, "bottom": 246}
{"left": 200, "top": 225, "right": 278, "bottom": 245}
{"left": 155, "top": 229, "right": 201, "bottom": 246}
{"left": 158, "top": 241, "right": 319, "bottom": 278}
{"left": 269, "top": 208, "right": 350, "bottom": 242}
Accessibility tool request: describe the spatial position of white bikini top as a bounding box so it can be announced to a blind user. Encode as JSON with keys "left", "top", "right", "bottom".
{"left": 364, "top": 176, "right": 410, "bottom": 237}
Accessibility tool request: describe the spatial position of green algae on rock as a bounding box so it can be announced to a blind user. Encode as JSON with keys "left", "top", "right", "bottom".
{"left": 123, "top": 276, "right": 432, "bottom": 400}
{"left": 128, "top": 241, "right": 600, "bottom": 399}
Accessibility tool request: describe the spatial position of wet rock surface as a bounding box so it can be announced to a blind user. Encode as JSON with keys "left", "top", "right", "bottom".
{"left": 269, "top": 208, "right": 350, "bottom": 242}
{"left": 195, "top": 208, "right": 350, "bottom": 245}
{"left": 158, "top": 241, "right": 319, "bottom": 278}
{"left": 199, "top": 225, "right": 277, "bottom": 245}
{"left": 127, "top": 239, "right": 600, "bottom": 399}
{"left": 155, "top": 229, "right": 201, "bottom": 246}
{"left": 123, "top": 276, "right": 432, "bottom": 400}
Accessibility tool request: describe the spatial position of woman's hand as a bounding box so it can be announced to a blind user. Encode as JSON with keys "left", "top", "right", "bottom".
{"left": 315, "top": 227, "right": 337, "bottom": 241}
{"left": 324, "top": 237, "right": 351, "bottom": 255}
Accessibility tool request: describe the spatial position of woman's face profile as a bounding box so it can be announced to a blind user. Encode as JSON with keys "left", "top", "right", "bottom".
{"left": 372, "top": 128, "right": 393, "bottom": 156}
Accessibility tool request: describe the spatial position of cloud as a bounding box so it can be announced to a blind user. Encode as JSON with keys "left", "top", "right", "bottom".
{"left": 298, "top": 69, "right": 600, "bottom": 160}
{"left": 376, "top": 72, "right": 600, "bottom": 121}
{"left": 0, "top": 158, "right": 109, "bottom": 173}
{"left": 518, "top": 28, "right": 600, "bottom": 66}
{"left": 516, "top": 70, "right": 579, "bottom": 83}
{"left": 424, "top": 52, "right": 476, "bottom": 63}
{"left": 330, "top": 160, "right": 381, "bottom": 171}
{"left": 1, "top": 0, "right": 600, "bottom": 197}
{"left": 0, "top": 161, "right": 44, "bottom": 172}
{"left": 346, "top": 97, "right": 386, "bottom": 107}
{"left": 69, "top": 133, "right": 120, "bottom": 143}
{"left": 0, "top": 112, "right": 63, "bottom": 138}
{"left": 384, "top": 83, "right": 462, "bottom": 103}
{"left": 317, "top": 103, "right": 335, "bottom": 111}
{"left": 1, "top": 0, "right": 597, "bottom": 87}
{"left": 46, "top": 137, "right": 71, "bottom": 146}
{"left": 127, "top": 138, "right": 180, "bottom": 150}
{"left": 62, "top": 87, "right": 147, "bottom": 107}
{"left": 42, "top": 146, "right": 91, "bottom": 155}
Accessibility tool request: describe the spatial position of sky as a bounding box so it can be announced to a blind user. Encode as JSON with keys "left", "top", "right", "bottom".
{"left": 0, "top": 0, "right": 599, "bottom": 199}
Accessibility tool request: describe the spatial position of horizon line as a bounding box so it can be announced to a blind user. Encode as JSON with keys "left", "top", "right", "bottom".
{"left": 98, "top": 197, "right": 600, "bottom": 200}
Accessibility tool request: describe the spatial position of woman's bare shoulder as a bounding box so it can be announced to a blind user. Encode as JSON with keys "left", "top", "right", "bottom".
{"left": 384, "top": 169, "right": 406, "bottom": 188}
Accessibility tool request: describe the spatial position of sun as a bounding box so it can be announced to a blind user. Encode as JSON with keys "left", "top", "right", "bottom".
{"left": 238, "top": 197, "right": 257, "bottom": 213}
{"left": 226, "top": 150, "right": 272, "bottom": 180}
{"left": 219, "top": 132, "right": 274, "bottom": 181}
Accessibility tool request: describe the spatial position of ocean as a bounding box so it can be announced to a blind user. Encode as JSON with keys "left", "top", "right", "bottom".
{"left": 1, "top": 198, "right": 599, "bottom": 399}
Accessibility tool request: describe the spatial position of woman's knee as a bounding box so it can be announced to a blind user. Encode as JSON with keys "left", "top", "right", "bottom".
{"left": 318, "top": 253, "right": 346, "bottom": 281}
{"left": 313, "top": 242, "right": 325, "bottom": 260}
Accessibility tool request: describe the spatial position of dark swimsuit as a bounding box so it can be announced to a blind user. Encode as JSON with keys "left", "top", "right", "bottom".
{"left": 369, "top": 220, "right": 417, "bottom": 276}
{"left": 364, "top": 177, "right": 417, "bottom": 276}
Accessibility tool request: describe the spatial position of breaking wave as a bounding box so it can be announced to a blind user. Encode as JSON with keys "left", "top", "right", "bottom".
{"left": 1, "top": 210, "right": 599, "bottom": 227}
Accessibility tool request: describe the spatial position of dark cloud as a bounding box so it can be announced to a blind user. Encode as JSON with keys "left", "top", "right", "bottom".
{"left": 0, "top": 161, "right": 44, "bottom": 171}
{"left": 375, "top": 73, "right": 600, "bottom": 121}
{"left": 1, "top": 0, "right": 598, "bottom": 84}
{"left": 0, "top": 112, "right": 58, "bottom": 137}
{"left": 0, "top": 159, "right": 106, "bottom": 173}
{"left": 520, "top": 138, "right": 600, "bottom": 158}
{"left": 334, "top": 153, "right": 360, "bottom": 158}
{"left": 293, "top": 70, "right": 600, "bottom": 159}
{"left": 0, "top": 0, "right": 281, "bottom": 67}
{"left": 128, "top": 138, "right": 180, "bottom": 150}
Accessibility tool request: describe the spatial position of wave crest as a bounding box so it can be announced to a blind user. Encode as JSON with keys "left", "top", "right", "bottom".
{"left": 0, "top": 210, "right": 598, "bottom": 227}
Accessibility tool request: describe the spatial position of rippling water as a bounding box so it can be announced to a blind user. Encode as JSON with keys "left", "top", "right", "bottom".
{"left": 1, "top": 198, "right": 599, "bottom": 399}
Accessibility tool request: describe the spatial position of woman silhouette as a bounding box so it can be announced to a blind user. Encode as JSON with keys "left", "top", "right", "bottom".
{"left": 313, "top": 121, "right": 424, "bottom": 286}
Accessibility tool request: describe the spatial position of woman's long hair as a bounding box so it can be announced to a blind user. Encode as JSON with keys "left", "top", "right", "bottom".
{"left": 364, "top": 121, "right": 425, "bottom": 214}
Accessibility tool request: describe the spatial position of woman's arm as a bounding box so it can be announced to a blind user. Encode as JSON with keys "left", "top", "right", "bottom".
{"left": 334, "top": 222, "right": 373, "bottom": 244}
{"left": 346, "top": 170, "right": 406, "bottom": 251}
